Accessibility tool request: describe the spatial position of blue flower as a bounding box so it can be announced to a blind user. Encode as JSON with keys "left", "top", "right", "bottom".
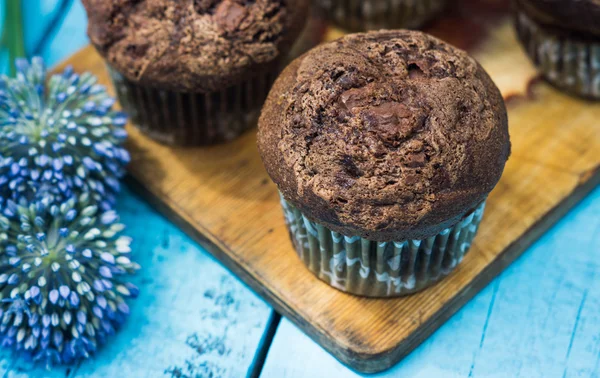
{"left": 0, "top": 193, "right": 140, "bottom": 366}
{"left": 0, "top": 57, "right": 129, "bottom": 211}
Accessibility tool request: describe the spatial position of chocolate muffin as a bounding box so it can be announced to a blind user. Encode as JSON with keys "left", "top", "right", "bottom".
{"left": 83, "top": 0, "right": 309, "bottom": 145}
{"left": 258, "top": 30, "right": 510, "bottom": 297}
{"left": 514, "top": 0, "right": 600, "bottom": 99}
{"left": 315, "top": 0, "right": 448, "bottom": 32}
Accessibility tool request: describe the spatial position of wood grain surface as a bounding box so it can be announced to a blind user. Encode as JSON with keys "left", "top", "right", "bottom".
{"left": 55, "top": 1, "right": 600, "bottom": 373}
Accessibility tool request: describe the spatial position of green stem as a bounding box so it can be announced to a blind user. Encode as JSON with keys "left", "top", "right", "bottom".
{"left": 0, "top": 23, "right": 5, "bottom": 46}
{"left": 5, "top": 0, "right": 26, "bottom": 76}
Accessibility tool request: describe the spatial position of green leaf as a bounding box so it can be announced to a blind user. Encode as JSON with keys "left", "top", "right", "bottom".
{"left": 4, "top": 0, "right": 26, "bottom": 76}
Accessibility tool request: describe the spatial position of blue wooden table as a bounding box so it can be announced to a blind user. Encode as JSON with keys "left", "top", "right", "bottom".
{"left": 1, "top": 2, "right": 600, "bottom": 377}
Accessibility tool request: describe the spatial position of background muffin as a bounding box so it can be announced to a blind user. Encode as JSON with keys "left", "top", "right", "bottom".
{"left": 83, "top": 0, "right": 310, "bottom": 145}
{"left": 258, "top": 30, "right": 510, "bottom": 297}
{"left": 514, "top": 0, "right": 600, "bottom": 99}
{"left": 315, "top": 0, "right": 448, "bottom": 32}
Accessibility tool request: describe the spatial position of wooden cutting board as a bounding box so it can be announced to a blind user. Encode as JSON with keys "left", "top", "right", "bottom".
{"left": 58, "top": 0, "right": 600, "bottom": 373}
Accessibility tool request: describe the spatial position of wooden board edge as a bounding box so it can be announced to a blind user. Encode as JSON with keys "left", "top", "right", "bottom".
{"left": 124, "top": 164, "right": 600, "bottom": 374}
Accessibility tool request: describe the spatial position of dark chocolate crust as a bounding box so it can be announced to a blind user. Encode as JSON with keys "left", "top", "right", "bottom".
{"left": 515, "top": 0, "right": 600, "bottom": 37}
{"left": 258, "top": 30, "right": 510, "bottom": 242}
{"left": 83, "top": 0, "right": 309, "bottom": 92}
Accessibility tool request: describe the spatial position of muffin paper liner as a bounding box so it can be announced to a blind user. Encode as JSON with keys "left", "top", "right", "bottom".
{"left": 280, "top": 194, "right": 486, "bottom": 297}
{"left": 107, "top": 67, "right": 277, "bottom": 146}
{"left": 515, "top": 10, "right": 600, "bottom": 99}
{"left": 316, "top": 0, "right": 448, "bottom": 31}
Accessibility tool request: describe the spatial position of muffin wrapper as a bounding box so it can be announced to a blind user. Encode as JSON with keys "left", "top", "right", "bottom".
{"left": 280, "top": 194, "right": 486, "bottom": 297}
{"left": 515, "top": 10, "right": 600, "bottom": 99}
{"left": 317, "top": 0, "right": 448, "bottom": 31}
{"left": 107, "top": 67, "right": 277, "bottom": 146}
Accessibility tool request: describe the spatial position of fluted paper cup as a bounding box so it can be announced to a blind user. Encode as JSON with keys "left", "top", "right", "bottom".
{"left": 515, "top": 10, "right": 600, "bottom": 99}
{"left": 280, "top": 194, "right": 486, "bottom": 297}
{"left": 108, "top": 66, "right": 277, "bottom": 146}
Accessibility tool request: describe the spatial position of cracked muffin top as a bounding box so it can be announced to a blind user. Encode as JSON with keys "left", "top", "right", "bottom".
{"left": 83, "top": 0, "right": 309, "bottom": 92}
{"left": 515, "top": 0, "right": 600, "bottom": 37}
{"left": 258, "top": 30, "right": 510, "bottom": 242}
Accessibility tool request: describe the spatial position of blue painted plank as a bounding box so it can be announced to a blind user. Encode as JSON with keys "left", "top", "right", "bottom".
{"left": 38, "top": 1, "right": 89, "bottom": 67}
{"left": 261, "top": 187, "right": 600, "bottom": 378}
{"left": 21, "top": 0, "right": 88, "bottom": 65}
{"left": 22, "top": 0, "right": 61, "bottom": 54}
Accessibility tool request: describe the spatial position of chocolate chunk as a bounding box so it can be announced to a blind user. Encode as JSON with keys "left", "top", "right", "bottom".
{"left": 403, "top": 173, "right": 419, "bottom": 186}
{"left": 339, "top": 85, "right": 374, "bottom": 111}
{"left": 336, "top": 73, "right": 357, "bottom": 90}
{"left": 215, "top": 1, "right": 247, "bottom": 32}
{"left": 363, "top": 102, "right": 423, "bottom": 144}
{"left": 404, "top": 152, "right": 427, "bottom": 167}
